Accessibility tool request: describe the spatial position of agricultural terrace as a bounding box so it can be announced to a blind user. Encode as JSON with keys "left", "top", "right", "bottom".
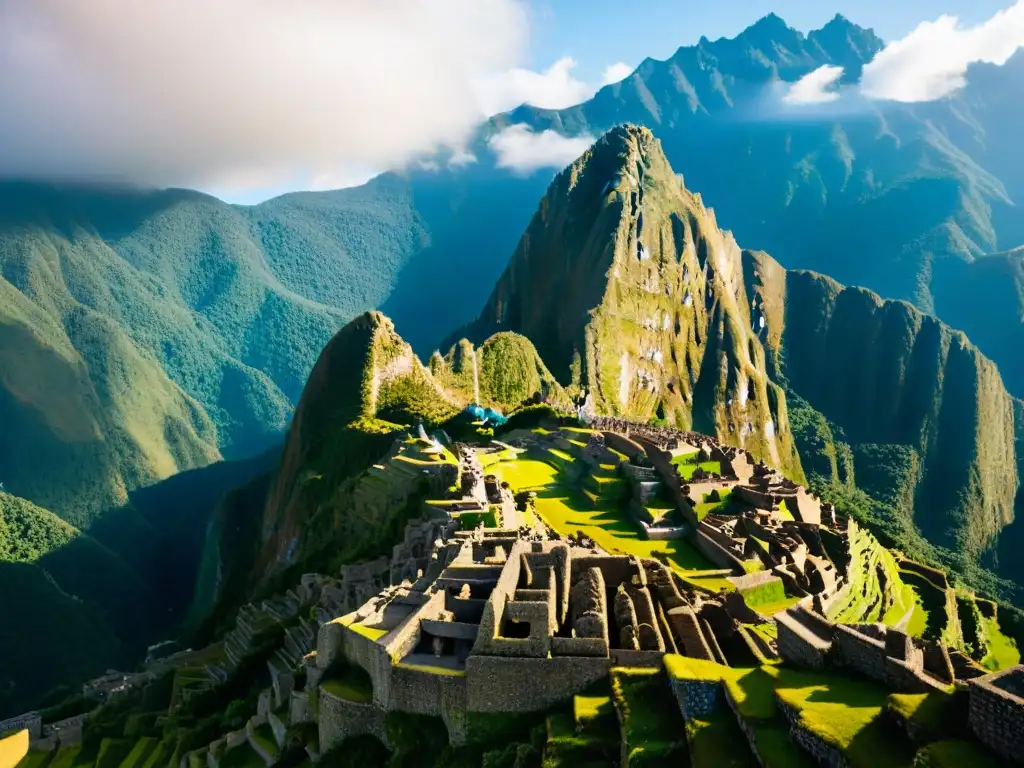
{"left": 482, "top": 431, "right": 729, "bottom": 589}
{"left": 825, "top": 522, "right": 928, "bottom": 637}
{"left": 665, "top": 655, "right": 919, "bottom": 768}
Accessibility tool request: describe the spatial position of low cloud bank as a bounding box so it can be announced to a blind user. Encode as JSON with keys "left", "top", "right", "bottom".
{"left": 488, "top": 124, "right": 594, "bottom": 173}
{"left": 0, "top": 0, "right": 528, "bottom": 190}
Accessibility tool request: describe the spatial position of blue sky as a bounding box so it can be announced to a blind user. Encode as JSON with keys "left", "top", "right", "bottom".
{"left": 524, "top": 0, "right": 1011, "bottom": 84}
{"left": 3, "top": 0, "right": 1020, "bottom": 203}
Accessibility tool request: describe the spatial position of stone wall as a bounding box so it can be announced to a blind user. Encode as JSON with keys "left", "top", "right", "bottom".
{"left": 642, "top": 524, "right": 687, "bottom": 541}
{"left": 0, "top": 712, "right": 40, "bottom": 739}
{"left": 318, "top": 688, "right": 390, "bottom": 755}
{"left": 898, "top": 560, "right": 949, "bottom": 590}
{"left": 670, "top": 678, "right": 722, "bottom": 720}
{"left": 571, "top": 555, "right": 636, "bottom": 591}
{"left": 290, "top": 691, "right": 313, "bottom": 725}
{"left": 776, "top": 609, "right": 832, "bottom": 670}
{"left": 465, "top": 656, "right": 610, "bottom": 712}
{"left": 833, "top": 624, "right": 889, "bottom": 681}
{"left": 835, "top": 625, "right": 946, "bottom": 694}
{"left": 602, "top": 432, "right": 646, "bottom": 462}
{"left": 968, "top": 667, "right": 1024, "bottom": 762}
{"left": 692, "top": 528, "right": 745, "bottom": 572}
{"left": 777, "top": 697, "right": 848, "bottom": 768}
{"left": 471, "top": 541, "right": 525, "bottom": 656}
{"left": 388, "top": 666, "right": 468, "bottom": 745}
{"left": 42, "top": 714, "right": 87, "bottom": 746}
{"left": 610, "top": 649, "right": 665, "bottom": 668}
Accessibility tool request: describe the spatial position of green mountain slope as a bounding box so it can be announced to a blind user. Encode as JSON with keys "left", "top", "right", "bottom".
{"left": 430, "top": 332, "right": 568, "bottom": 412}
{"left": 488, "top": 15, "right": 1009, "bottom": 317}
{"left": 0, "top": 493, "right": 150, "bottom": 717}
{"left": 0, "top": 179, "right": 420, "bottom": 524}
{"left": 248, "top": 312, "right": 458, "bottom": 590}
{"left": 932, "top": 248, "right": 1024, "bottom": 403}
{"left": 461, "top": 125, "right": 804, "bottom": 478}
{"left": 0, "top": 275, "right": 220, "bottom": 526}
{"left": 746, "top": 251, "right": 1019, "bottom": 560}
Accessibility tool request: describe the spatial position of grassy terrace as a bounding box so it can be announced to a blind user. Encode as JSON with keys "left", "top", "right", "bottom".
{"left": 611, "top": 668, "right": 687, "bottom": 766}
{"left": 219, "top": 743, "right": 266, "bottom": 768}
{"left": 395, "top": 662, "right": 466, "bottom": 676}
{"left": 827, "top": 522, "right": 926, "bottom": 637}
{"left": 979, "top": 614, "right": 1021, "bottom": 671}
{"left": 341, "top": 615, "right": 388, "bottom": 641}
{"left": 542, "top": 677, "right": 620, "bottom": 765}
{"left": 0, "top": 730, "right": 28, "bottom": 768}
{"left": 913, "top": 740, "right": 1011, "bottom": 767}
{"left": 672, "top": 451, "right": 722, "bottom": 481}
{"left": 46, "top": 746, "right": 83, "bottom": 768}
{"left": 489, "top": 457, "right": 720, "bottom": 577}
{"left": 251, "top": 724, "right": 278, "bottom": 759}
{"left": 665, "top": 656, "right": 916, "bottom": 768}
{"left": 886, "top": 691, "right": 961, "bottom": 744}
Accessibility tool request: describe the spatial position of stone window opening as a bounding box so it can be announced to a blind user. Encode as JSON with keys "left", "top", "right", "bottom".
{"left": 500, "top": 617, "right": 532, "bottom": 639}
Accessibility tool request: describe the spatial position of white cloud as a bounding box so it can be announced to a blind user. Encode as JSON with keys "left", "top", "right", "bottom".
{"left": 448, "top": 149, "right": 478, "bottom": 167}
{"left": 473, "top": 56, "right": 593, "bottom": 116}
{"left": 0, "top": 0, "right": 528, "bottom": 190}
{"left": 861, "top": 2, "right": 1024, "bottom": 102}
{"left": 488, "top": 124, "right": 593, "bottom": 173}
{"left": 782, "top": 65, "right": 844, "bottom": 105}
{"left": 601, "top": 62, "right": 634, "bottom": 85}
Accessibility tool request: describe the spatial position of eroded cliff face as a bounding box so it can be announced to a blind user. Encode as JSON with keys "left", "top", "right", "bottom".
{"left": 470, "top": 125, "right": 804, "bottom": 479}
{"left": 744, "top": 251, "right": 1019, "bottom": 558}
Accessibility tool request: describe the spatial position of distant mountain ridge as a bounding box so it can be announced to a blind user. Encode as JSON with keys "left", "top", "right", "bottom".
{"left": 483, "top": 15, "right": 1024, "bottom": 406}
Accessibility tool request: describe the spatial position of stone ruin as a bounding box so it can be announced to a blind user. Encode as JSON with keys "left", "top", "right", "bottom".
{"left": 968, "top": 666, "right": 1024, "bottom": 762}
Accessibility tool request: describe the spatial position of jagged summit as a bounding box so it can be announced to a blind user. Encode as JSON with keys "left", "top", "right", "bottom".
{"left": 671, "top": 12, "right": 881, "bottom": 82}
{"left": 460, "top": 124, "right": 804, "bottom": 478}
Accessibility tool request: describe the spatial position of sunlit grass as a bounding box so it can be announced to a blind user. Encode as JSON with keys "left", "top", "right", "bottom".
{"left": 491, "top": 457, "right": 716, "bottom": 572}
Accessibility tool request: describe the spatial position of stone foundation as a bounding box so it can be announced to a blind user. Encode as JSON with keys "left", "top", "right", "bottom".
{"left": 318, "top": 688, "right": 390, "bottom": 755}
{"left": 465, "top": 656, "right": 609, "bottom": 712}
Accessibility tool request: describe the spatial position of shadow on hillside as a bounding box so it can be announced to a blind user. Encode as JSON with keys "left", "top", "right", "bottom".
{"left": 0, "top": 445, "right": 282, "bottom": 720}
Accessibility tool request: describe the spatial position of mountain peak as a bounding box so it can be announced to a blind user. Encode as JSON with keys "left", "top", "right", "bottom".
{"left": 742, "top": 12, "right": 803, "bottom": 40}
{"left": 464, "top": 125, "right": 804, "bottom": 476}
{"left": 752, "top": 11, "right": 789, "bottom": 29}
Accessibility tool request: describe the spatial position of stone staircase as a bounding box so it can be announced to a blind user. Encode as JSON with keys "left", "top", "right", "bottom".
{"left": 273, "top": 618, "right": 317, "bottom": 672}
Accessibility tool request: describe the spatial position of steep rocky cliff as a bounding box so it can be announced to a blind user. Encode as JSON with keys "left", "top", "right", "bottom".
{"left": 255, "top": 312, "right": 457, "bottom": 581}
{"left": 463, "top": 125, "right": 804, "bottom": 480}
{"left": 744, "top": 250, "right": 1019, "bottom": 559}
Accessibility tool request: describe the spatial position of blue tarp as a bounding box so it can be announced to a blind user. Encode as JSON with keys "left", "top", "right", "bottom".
{"left": 463, "top": 404, "right": 508, "bottom": 427}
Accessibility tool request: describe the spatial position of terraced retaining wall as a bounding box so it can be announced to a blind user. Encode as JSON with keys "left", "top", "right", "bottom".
{"left": 464, "top": 656, "right": 609, "bottom": 713}
{"left": 318, "top": 688, "right": 390, "bottom": 755}
{"left": 968, "top": 667, "right": 1024, "bottom": 762}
